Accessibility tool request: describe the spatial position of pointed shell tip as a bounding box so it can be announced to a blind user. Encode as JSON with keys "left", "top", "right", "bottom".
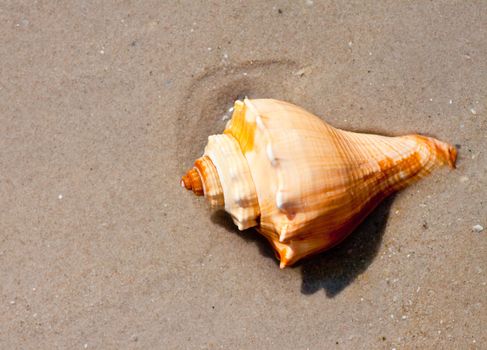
{"left": 181, "top": 168, "right": 204, "bottom": 196}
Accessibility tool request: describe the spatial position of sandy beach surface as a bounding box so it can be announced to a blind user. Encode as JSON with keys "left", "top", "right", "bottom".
{"left": 1, "top": 1, "right": 486, "bottom": 349}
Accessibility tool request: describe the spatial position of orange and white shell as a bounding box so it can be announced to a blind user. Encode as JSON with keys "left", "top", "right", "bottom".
{"left": 181, "top": 98, "right": 457, "bottom": 267}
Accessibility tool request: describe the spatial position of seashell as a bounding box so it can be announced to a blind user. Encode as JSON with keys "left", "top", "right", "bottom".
{"left": 181, "top": 99, "right": 457, "bottom": 268}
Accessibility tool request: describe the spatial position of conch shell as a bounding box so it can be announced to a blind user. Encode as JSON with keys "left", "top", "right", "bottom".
{"left": 181, "top": 99, "right": 456, "bottom": 267}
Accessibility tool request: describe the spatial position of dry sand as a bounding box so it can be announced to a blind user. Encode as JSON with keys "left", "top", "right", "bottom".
{"left": 1, "top": 1, "right": 486, "bottom": 349}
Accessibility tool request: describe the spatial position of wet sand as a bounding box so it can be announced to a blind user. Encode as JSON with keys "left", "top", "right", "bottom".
{"left": 1, "top": 1, "right": 486, "bottom": 349}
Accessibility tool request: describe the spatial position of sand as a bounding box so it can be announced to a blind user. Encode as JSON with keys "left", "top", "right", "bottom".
{"left": 1, "top": 1, "right": 486, "bottom": 349}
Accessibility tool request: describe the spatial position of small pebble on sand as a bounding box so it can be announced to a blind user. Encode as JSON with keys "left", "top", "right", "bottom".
{"left": 472, "top": 224, "right": 484, "bottom": 233}
{"left": 294, "top": 66, "right": 312, "bottom": 77}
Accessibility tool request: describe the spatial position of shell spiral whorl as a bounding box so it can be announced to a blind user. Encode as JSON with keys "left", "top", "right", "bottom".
{"left": 181, "top": 155, "right": 225, "bottom": 205}
{"left": 180, "top": 168, "right": 203, "bottom": 196}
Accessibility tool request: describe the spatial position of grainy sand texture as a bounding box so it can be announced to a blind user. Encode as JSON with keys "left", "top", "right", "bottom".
{"left": 1, "top": 1, "right": 486, "bottom": 349}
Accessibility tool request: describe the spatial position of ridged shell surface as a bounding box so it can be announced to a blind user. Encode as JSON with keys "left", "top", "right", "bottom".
{"left": 183, "top": 98, "right": 456, "bottom": 267}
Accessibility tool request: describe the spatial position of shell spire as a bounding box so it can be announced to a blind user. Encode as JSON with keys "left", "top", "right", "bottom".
{"left": 182, "top": 98, "right": 457, "bottom": 267}
{"left": 181, "top": 168, "right": 203, "bottom": 195}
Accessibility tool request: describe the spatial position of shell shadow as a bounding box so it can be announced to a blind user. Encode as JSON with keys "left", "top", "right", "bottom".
{"left": 211, "top": 195, "right": 395, "bottom": 296}
{"left": 299, "top": 195, "right": 395, "bottom": 297}
{"left": 210, "top": 210, "right": 279, "bottom": 264}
